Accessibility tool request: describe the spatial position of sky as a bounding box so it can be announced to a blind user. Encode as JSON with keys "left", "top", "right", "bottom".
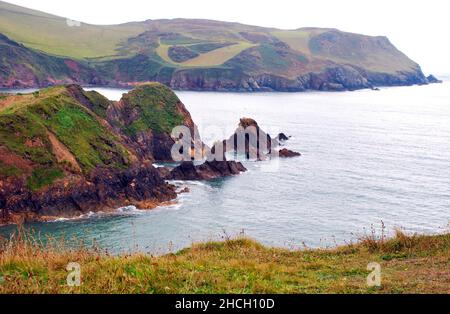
{"left": 5, "top": 0, "right": 450, "bottom": 75}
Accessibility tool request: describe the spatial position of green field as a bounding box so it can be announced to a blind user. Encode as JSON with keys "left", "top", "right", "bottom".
{"left": 0, "top": 1, "right": 146, "bottom": 59}
{"left": 156, "top": 41, "right": 258, "bottom": 67}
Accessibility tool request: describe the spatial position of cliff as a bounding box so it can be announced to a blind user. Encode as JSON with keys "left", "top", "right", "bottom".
{"left": 0, "top": 83, "right": 230, "bottom": 224}
{"left": 0, "top": 1, "right": 440, "bottom": 91}
{"left": 0, "top": 83, "right": 250, "bottom": 224}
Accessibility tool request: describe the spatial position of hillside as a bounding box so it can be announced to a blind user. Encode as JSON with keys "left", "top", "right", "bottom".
{"left": 0, "top": 1, "right": 436, "bottom": 91}
{"left": 0, "top": 231, "right": 448, "bottom": 293}
{"left": 0, "top": 84, "right": 186, "bottom": 223}
{"left": 0, "top": 33, "right": 101, "bottom": 87}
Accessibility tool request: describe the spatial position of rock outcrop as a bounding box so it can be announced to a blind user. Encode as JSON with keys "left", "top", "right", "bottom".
{"left": 165, "top": 161, "right": 247, "bottom": 181}
{"left": 1, "top": 164, "right": 177, "bottom": 222}
{"left": 426, "top": 75, "right": 443, "bottom": 84}
{"left": 217, "top": 118, "right": 301, "bottom": 160}
{"left": 277, "top": 133, "right": 290, "bottom": 142}
{"left": 106, "top": 83, "right": 203, "bottom": 162}
{"left": 0, "top": 83, "right": 222, "bottom": 225}
{"left": 217, "top": 118, "right": 276, "bottom": 160}
{"left": 278, "top": 149, "right": 301, "bottom": 158}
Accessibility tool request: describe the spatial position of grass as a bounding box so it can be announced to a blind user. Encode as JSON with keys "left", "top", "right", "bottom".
{"left": 181, "top": 42, "right": 257, "bottom": 67}
{"left": 0, "top": 86, "right": 131, "bottom": 187}
{"left": 0, "top": 161, "right": 22, "bottom": 177}
{"left": 0, "top": 1, "right": 146, "bottom": 60}
{"left": 82, "top": 90, "right": 111, "bottom": 119}
{"left": 0, "top": 230, "right": 448, "bottom": 294}
{"left": 0, "top": 1, "right": 419, "bottom": 78}
{"left": 26, "top": 167, "right": 64, "bottom": 191}
{"left": 120, "top": 83, "right": 184, "bottom": 135}
{"left": 258, "top": 44, "right": 290, "bottom": 70}
{"left": 271, "top": 28, "right": 329, "bottom": 55}
{"left": 156, "top": 41, "right": 257, "bottom": 67}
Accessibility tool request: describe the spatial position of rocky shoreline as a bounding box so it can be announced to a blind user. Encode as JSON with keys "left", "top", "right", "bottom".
{"left": 0, "top": 83, "right": 301, "bottom": 225}
{"left": 166, "top": 67, "right": 440, "bottom": 92}
{"left": 2, "top": 68, "right": 441, "bottom": 93}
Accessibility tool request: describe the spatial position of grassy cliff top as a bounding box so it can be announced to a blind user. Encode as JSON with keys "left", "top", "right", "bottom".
{"left": 0, "top": 231, "right": 448, "bottom": 293}
{"left": 118, "top": 83, "right": 184, "bottom": 135}
{"left": 0, "top": 86, "right": 131, "bottom": 190}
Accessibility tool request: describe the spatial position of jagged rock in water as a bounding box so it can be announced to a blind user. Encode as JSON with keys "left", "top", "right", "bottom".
{"left": 166, "top": 161, "right": 247, "bottom": 181}
{"left": 278, "top": 148, "right": 301, "bottom": 158}
{"left": 218, "top": 118, "right": 302, "bottom": 160}
{"left": 219, "top": 118, "right": 276, "bottom": 160}
{"left": 277, "top": 133, "right": 290, "bottom": 141}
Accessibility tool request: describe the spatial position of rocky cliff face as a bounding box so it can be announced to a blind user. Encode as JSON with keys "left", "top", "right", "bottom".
{"left": 106, "top": 83, "right": 202, "bottom": 162}
{"left": 168, "top": 65, "right": 431, "bottom": 92}
{"left": 211, "top": 118, "right": 301, "bottom": 160}
{"left": 0, "top": 83, "right": 216, "bottom": 224}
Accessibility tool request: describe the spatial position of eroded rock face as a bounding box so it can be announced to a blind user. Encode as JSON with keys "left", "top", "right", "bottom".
{"left": 0, "top": 164, "right": 177, "bottom": 224}
{"left": 218, "top": 118, "right": 276, "bottom": 160}
{"left": 166, "top": 161, "right": 247, "bottom": 181}
{"left": 166, "top": 66, "right": 430, "bottom": 92}
{"left": 0, "top": 83, "right": 204, "bottom": 224}
{"left": 106, "top": 83, "right": 202, "bottom": 162}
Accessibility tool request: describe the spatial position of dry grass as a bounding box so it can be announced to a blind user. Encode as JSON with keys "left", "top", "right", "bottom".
{"left": 0, "top": 229, "right": 448, "bottom": 294}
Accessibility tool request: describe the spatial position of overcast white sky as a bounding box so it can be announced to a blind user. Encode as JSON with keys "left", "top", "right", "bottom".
{"left": 5, "top": 0, "right": 450, "bottom": 74}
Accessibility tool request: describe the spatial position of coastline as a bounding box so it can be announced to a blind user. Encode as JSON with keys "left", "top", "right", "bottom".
{"left": 1, "top": 80, "right": 440, "bottom": 93}
{"left": 0, "top": 199, "right": 180, "bottom": 227}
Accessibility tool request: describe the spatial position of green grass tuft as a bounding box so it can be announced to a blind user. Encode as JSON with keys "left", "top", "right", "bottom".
{"left": 26, "top": 167, "right": 64, "bottom": 191}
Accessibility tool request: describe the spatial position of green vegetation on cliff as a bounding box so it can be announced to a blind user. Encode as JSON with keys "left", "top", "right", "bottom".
{"left": 0, "top": 86, "right": 131, "bottom": 190}
{"left": 0, "top": 231, "right": 448, "bottom": 294}
{"left": 0, "top": 83, "right": 183, "bottom": 220}
{"left": 120, "top": 83, "right": 184, "bottom": 135}
{"left": 0, "top": 82, "right": 190, "bottom": 196}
